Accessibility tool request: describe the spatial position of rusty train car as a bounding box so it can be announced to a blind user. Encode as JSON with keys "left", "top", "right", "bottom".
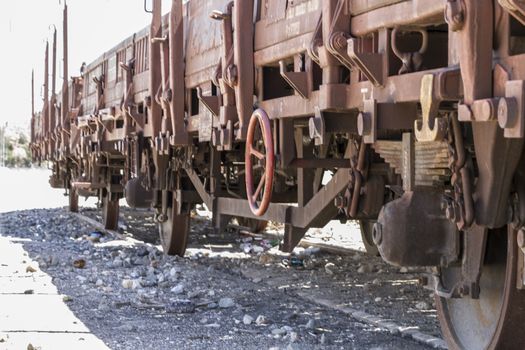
{"left": 30, "top": 1, "right": 525, "bottom": 348}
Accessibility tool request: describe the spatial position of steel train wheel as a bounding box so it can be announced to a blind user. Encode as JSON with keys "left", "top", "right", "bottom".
{"left": 237, "top": 217, "right": 268, "bottom": 233}
{"left": 101, "top": 192, "right": 119, "bottom": 230}
{"left": 436, "top": 226, "right": 525, "bottom": 350}
{"left": 359, "top": 220, "right": 379, "bottom": 256}
{"left": 158, "top": 192, "right": 190, "bottom": 257}
{"left": 69, "top": 187, "right": 79, "bottom": 213}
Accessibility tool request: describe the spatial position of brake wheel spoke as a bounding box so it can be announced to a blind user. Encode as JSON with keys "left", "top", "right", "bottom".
{"left": 252, "top": 176, "right": 266, "bottom": 202}
{"left": 251, "top": 148, "right": 265, "bottom": 160}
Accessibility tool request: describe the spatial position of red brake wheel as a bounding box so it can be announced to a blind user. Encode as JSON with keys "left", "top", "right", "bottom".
{"left": 245, "top": 109, "right": 275, "bottom": 217}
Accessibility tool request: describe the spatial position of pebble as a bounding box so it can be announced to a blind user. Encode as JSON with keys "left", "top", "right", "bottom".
{"left": 169, "top": 267, "right": 180, "bottom": 279}
{"left": 374, "top": 297, "right": 382, "bottom": 303}
{"left": 171, "top": 284, "right": 185, "bottom": 295}
{"left": 324, "top": 262, "right": 336, "bottom": 275}
{"left": 304, "top": 247, "right": 321, "bottom": 256}
{"left": 399, "top": 267, "right": 409, "bottom": 273}
{"left": 122, "top": 279, "right": 133, "bottom": 289}
{"left": 243, "top": 314, "right": 254, "bottom": 325}
{"left": 289, "top": 331, "right": 298, "bottom": 343}
{"left": 252, "top": 245, "right": 264, "bottom": 254}
{"left": 135, "top": 246, "right": 149, "bottom": 257}
{"left": 305, "top": 319, "right": 316, "bottom": 329}
{"left": 165, "top": 300, "right": 195, "bottom": 314}
{"left": 218, "top": 297, "right": 235, "bottom": 308}
{"left": 187, "top": 290, "right": 201, "bottom": 299}
{"left": 95, "top": 279, "right": 104, "bottom": 287}
{"left": 131, "top": 279, "right": 142, "bottom": 289}
{"left": 320, "top": 333, "right": 327, "bottom": 345}
{"left": 415, "top": 301, "right": 430, "bottom": 310}
{"left": 357, "top": 264, "right": 374, "bottom": 274}
{"left": 255, "top": 315, "right": 268, "bottom": 325}
{"left": 113, "top": 258, "right": 124, "bottom": 268}
{"left": 258, "top": 254, "right": 273, "bottom": 265}
{"left": 271, "top": 327, "right": 287, "bottom": 336}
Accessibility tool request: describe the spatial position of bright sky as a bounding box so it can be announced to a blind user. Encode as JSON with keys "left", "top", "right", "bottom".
{"left": 0, "top": 0, "right": 173, "bottom": 131}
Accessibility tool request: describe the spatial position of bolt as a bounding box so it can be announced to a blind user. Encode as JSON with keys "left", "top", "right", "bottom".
{"left": 498, "top": 97, "right": 518, "bottom": 129}
{"left": 334, "top": 195, "right": 347, "bottom": 209}
{"left": 333, "top": 33, "right": 348, "bottom": 50}
{"left": 357, "top": 112, "right": 371, "bottom": 136}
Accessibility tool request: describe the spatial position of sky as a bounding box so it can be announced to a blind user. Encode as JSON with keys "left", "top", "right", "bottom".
{"left": 0, "top": 0, "right": 173, "bottom": 131}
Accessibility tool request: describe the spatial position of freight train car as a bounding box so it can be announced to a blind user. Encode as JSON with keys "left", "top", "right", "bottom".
{"left": 30, "top": 1, "right": 525, "bottom": 348}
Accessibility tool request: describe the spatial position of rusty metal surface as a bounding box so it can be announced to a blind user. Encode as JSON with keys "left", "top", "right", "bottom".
{"left": 376, "top": 191, "right": 459, "bottom": 267}
{"left": 29, "top": 2, "right": 525, "bottom": 348}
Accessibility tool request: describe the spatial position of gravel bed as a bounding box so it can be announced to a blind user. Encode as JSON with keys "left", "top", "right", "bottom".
{"left": 0, "top": 208, "right": 442, "bottom": 349}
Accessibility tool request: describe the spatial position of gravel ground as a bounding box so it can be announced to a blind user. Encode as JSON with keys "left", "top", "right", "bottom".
{"left": 0, "top": 207, "right": 443, "bottom": 349}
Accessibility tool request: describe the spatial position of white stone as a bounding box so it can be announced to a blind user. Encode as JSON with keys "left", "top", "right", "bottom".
{"left": 255, "top": 315, "right": 268, "bottom": 325}
{"left": 171, "top": 284, "right": 185, "bottom": 295}
{"left": 122, "top": 279, "right": 133, "bottom": 289}
{"left": 243, "top": 314, "right": 254, "bottom": 325}
{"left": 218, "top": 297, "right": 235, "bottom": 308}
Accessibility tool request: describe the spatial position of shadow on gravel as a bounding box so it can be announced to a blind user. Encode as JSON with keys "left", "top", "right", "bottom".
{"left": 1, "top": 208, "right": 443, "bottom": 350}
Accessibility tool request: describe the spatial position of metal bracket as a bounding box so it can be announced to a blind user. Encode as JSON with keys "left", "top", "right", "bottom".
{"left": 415, "top": 74, "right": 446, "bottom": 142}
{"left": 279, "top": 60, "right": 310, "bottom": 99}
{"left": 196, "top": 87, "right": 220, "bottom": 117}
{"left": 347, "top": 38, "right": 384, "bottom": 87}
{"left": 498, "top": 80, "right": 525, "bottom": 139}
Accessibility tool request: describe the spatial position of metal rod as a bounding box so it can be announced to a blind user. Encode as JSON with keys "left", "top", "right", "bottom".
{"left": 62, "top": 3, "right": 69, "bottom": 129}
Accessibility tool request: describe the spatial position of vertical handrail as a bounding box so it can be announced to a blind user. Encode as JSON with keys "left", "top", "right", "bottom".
{"left": 62, "top": 3, "right": 69, "bottom": 132}
{"left": 43, "top": 41, "right": 49, "bottom": 139}
{"left": 148, "top": 0, "right": 163, "bottom": 137}
{"left": 169, "top": 0, "right": 188, "bottom": 145}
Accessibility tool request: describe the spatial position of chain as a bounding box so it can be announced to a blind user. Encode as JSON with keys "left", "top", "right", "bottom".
{"left": 445, "top": 113, "right": 474, "bottom": 230}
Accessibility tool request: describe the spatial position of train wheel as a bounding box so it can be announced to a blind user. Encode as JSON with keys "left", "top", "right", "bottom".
{"left": 359, "top": 220, "right": 379, "bottom": 256}
{"left": 69, "top": 187, "right": 79, "bottom": 213}
{"left": 158, "top": 192, "right": 190, "bottom": 257}
{"left": 436, "top": 226, "right": 525, "bottom": 350}
{"left": 101, "top": 192, "right": 119, "bottom": 230}
{"left": 237, "top": 217, "right": 268, "bottom": 233}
